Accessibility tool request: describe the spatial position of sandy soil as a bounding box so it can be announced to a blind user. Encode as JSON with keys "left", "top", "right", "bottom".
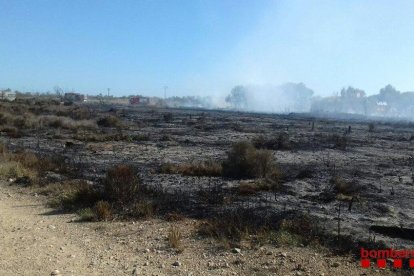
{"left": 0, "top": 181, "right": 401, "bottom": 276}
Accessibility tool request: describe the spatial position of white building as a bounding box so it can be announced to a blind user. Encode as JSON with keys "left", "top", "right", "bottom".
{"left": 0, "top": 90, "right": 16, "bottom": 101}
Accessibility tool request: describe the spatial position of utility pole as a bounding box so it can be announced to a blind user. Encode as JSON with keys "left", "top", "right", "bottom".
{"left": 107, "top": 88, "right": 110, "bottom": 97}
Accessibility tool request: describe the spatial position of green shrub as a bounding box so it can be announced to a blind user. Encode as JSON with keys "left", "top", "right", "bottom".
{"left": 58, "top": 181, "right": 102, "bottom": 210}
{"left": 77, "top": 208, "right": 95, "bottom": 222}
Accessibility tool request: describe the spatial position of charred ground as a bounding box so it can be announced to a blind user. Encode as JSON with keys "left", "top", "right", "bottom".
{"left": 2, "top": 98, "right": 414, "bottom": 254}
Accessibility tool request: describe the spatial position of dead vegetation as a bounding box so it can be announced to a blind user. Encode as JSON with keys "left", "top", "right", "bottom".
{"left": 168, "top": 225, "right": 183, "bottom": 252}
{"left": 1, "top": 98, "right": 413, "bottom": 259}
{"left": 252, "top": 133, "right": 292, "bottom": 150}
{"left": 103, "top": 164, "right": 140, "bottom": 204}
{"left": 222, "top": 142, "right": 282, "bottom": 185}
{"left": 160, "top": 161, "right": 222, "bottom": 177}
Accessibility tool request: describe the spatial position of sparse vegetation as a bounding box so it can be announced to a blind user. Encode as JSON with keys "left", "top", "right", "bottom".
{"left": 93, "top": 200, "right": 112, "bottom": 221}
{"left": 51, "top": 180, "right": 102, "bottom": 211}
{"left": 97, "top": 116, "right": 121, "bottom": 128}
{"left": 253, "top": 133, "right": 292, "bottom": 150}
{"left": 0, "top": 98, "right": 411, "bottom": 265}
{"left": 368, "top": 122, "right": 375, "bottom": 132}
{"left": 103, "top": 164, "right": 140, "bottom": 205}
{"left": 222, "top": 142, "right": 282, "bottom": 187}
{"left": 131, "top": 200, "right": 155, "bottom": 219}
{"left": 331, "top": 134, "right": 347, "bottom": 150}
{"left": 329, "top": 175, "right": 360, "bottom": 195}
{"left": 168, "top": 225, "right": 183, "bottom": 251}
{"left": 160, "top": 161, "right": 222, "bottom": 177}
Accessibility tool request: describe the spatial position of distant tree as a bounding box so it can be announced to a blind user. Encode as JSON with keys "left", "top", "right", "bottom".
{"left": 54, "top": 86, "right": 64, "bottom": 101}
{"left": 278, "top": 82, "right": 314, "bottom": 112}
{"left": 226, "top": 85, "right": 248, "bottom": 109}
{"left": 340, "top": 87, "right": 366, "bottom": 99}
{"left": 338, "top": 86, "right": 366, "bottom": 114}
{"left": 378, "top": 84, "right": 400, "bottom": 103}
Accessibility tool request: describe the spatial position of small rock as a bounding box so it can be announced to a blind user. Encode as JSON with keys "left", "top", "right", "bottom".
{"left": 280, "top": 252, "right": 287, "bottom": 257}
{"left": 132, "top": 268, "right": 139, "bottom": 275}
{"left": 144, "top": 248, "right": 150, "bottom": 253}
{"left": 172, "top": 261, "right": 181, "bottom": 267}
{"left": 48, "top": 225, "right": 56, "bottom": 230}
{"left": 143, "top": 262, "right": 149, "bottom": 266}
{"left": 331, "top": 262, "right": 340, "bottom": 268}
{"left": 295, "top": 272, "right": 302, "bottom": 276}
{"left": 232, "top": 248, "right": 241, "bottom": 254}
{"left": 50, "top": 270, "right": 60, "bottom": 276}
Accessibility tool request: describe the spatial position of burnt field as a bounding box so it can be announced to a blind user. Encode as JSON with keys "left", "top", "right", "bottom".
{"left": 2, "top": 99, "right": 414, "bottom": 251}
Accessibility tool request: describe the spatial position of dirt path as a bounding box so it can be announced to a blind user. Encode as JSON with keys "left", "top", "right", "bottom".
{"left": 0, "top": 181, "right": 399, "bottom": 276}
{"left": 0, "top": 182, "right": 135, "bottom": 276}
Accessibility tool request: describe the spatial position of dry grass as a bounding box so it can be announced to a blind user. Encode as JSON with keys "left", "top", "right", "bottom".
{"left": 94, "top": 201, "right": 112, "bottom": 221}
{"left": 168, "top": 225, "right": 183, "bottom": 251}
{"left": 47, "top": 180, "right": 102, "bottom": 211}
{"left": 0, "top": 161, "right": 38, "bottom": 184}
{"left": 165, "top": 212, "right": 185, "bottom": 221}
{"left": 198, "top": 209, "right": 258, "bottom": 242}
{"left": 131, "top": 200, "right": 154, "bottom": 219}
{"left": 237, "top": 179, "right": 279, "bottom": 195}
{"left": 0, "top": 106, "right": 96, "bottom": 132}
{"left": 160, "top": 161, "right": 222, "bottom": 177}
{"left": 330, "top": 175, "right": 360, "bottom": 195}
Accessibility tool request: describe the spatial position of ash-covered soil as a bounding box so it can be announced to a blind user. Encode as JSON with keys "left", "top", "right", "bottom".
{"left": 5, "top": 104, "right": 414, "bottom": 248}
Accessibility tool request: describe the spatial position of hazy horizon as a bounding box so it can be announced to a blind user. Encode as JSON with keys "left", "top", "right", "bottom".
{"left": 1, "top": 0, "right": 414, "bottom": 97}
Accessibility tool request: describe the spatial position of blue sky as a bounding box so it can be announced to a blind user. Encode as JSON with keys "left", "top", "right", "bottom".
{"left": 1, "top": 0, "right": 414, "bottom": 97}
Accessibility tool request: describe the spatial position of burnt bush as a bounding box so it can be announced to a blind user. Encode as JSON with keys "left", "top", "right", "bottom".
{"left": 253, "top": 133, "right": 292, "bottom": 150}
{"left": 222, "top": 142, "right": 281, "bottom": 182}
{"left": 331, "top": 134, "right": 347, "bottom": 150}
{"left": 103, "top": 164, "right": 140, "bottom": 205}
{"left": 97, "top": 116, "right": 121, "bottom": 128}
{"left": 163, "top": 113, "right": 173, "bottom": 123}
{"left": 2, "top": 127, "right": 24, "bottom": 138}
{"left": 198, "top": 208, "right": 261, "bottom": 241}
{"left": 329, "top": 175, "right": 360, "bottom": 195}
{"left": 368, "top": 123, "right": 375, "bottom": 132}
{"left": 160, "top": 161, "right": 222, "bottom": 177}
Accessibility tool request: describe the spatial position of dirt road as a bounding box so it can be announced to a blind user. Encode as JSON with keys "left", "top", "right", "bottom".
{"left": 0, "top": 182, "right": 135, "bottom": 276}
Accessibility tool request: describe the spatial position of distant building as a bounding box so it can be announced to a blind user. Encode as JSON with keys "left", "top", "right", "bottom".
{"left": 0, "top": 90, "right": 16, "bottom": 101}
{"left": 129, "top": 96, "right": 149, "bottom": 105}
{"left": 64, "top": 92, "right": 84, "bottom": 103}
